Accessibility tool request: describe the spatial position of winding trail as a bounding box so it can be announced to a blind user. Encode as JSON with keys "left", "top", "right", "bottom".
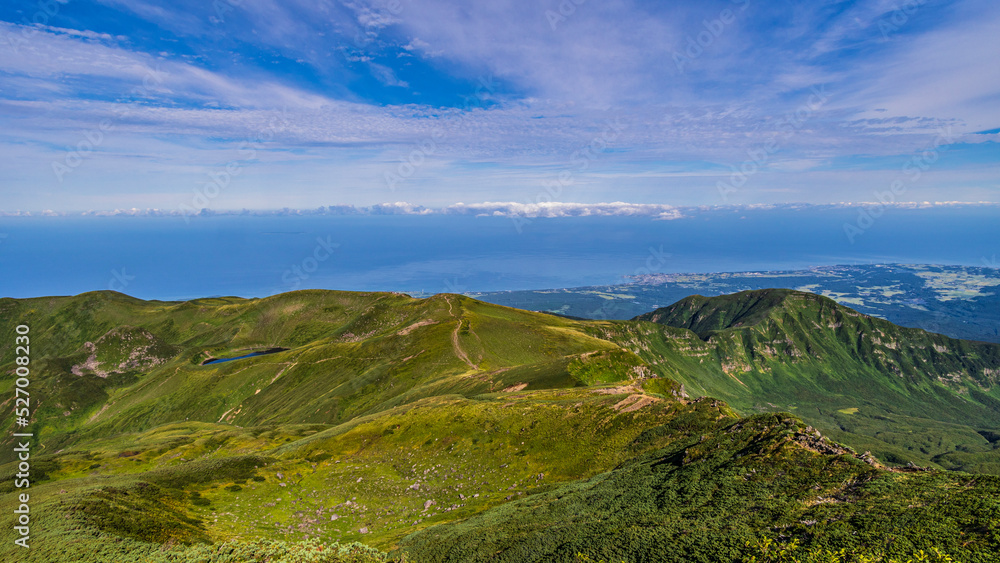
{"left": 445, "top": 296, "right": 477, "bottom": 370}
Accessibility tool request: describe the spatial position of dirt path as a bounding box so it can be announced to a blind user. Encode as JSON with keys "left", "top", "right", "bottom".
{"left": 445, "top": 296, "right": 477, "bottom": 370}
{"left": 87, "top": 402, "right": 112, "bottom": 424}
{"left": 269, "top": 362, "right": 297, "bottom": 384}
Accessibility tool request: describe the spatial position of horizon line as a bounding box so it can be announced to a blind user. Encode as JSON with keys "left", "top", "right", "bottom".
{"left": 2, "top": 200, "right": 998, "bottom": 218}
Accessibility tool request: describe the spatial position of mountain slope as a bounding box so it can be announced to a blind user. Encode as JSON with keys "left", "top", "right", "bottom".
{"left": 0, "top": 290, "right": 677, "bottom": 560}
{"left": 618, "top": 289, "right": 1000, "bottom": 472}
{"left": 0, "top": 290, "right": 638, "bottom": 455}
{"left": 2, "top": 289, "right": 1000, "bottom": 562}
{"left": 400, "top": 410, "right": 1000, "bottom": 563}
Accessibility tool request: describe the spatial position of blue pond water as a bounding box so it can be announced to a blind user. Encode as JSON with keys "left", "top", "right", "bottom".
{"left": 202, "top": 349, "right": 286, "bottom": 365}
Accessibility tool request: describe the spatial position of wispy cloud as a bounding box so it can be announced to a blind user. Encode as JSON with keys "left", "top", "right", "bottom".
{"left": 0, "top": 1, "right": 997, "bottom": 211}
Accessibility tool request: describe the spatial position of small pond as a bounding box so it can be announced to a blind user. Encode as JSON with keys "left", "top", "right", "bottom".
{"left": 202, "top": 347, "right": 287, "bottom": 365}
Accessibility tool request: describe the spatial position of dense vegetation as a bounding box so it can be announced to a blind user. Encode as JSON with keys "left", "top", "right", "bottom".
{"left": 0, "top": 288, "right": 998, "bottom": 561}
{"left": 400, "top": 407, "right": 1000, "bottom": 562}
{"left": 616, "top": 289, "right": 1000, "bottom": 473}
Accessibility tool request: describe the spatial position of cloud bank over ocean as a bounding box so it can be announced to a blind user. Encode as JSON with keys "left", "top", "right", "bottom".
{"left": 3, "top": 201, "right": 996, "bottom": 220}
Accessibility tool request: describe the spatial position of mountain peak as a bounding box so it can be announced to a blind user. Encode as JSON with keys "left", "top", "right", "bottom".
{"left": 633, "top": 288, "right": 842, "bottom": 336}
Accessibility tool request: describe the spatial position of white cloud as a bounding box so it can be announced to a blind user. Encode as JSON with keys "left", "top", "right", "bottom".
{"left": 826, "top": 0, "right": 1000, "bottom": 131}
{"left": 368, "top": 62, "right": 409, "bottom": 88}
{"left": 1, "top": 2, "right": 998, "bottom": 211}
{"left": 0, "top": 21, "right": 330, "bottom": 110}
{"left": 441, "top": 201, "right": 683, "bottom": 219}
{"left": 7, "top": 201, "right": 999, "bottom": 218}
{"left": 370, "top": 201, "right": 431, "bottom": 214}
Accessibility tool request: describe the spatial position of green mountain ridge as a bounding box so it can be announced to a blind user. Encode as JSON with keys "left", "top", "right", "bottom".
{"left": 1, "top": 288, "right": 999, "bottom": 562}
{"left": 0, "top": 289, "right": 627, "bottom": 451}
{"left": 473, "top": 264, "right": 1000, "bottom": 344}
{"left": 619, "top": 289, "right": 1000, "bottom": 472}
{"left": 635, "top": 288, "right": 810, "bottom": 335}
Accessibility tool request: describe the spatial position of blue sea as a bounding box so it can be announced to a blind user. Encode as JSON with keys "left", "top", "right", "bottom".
{"left": 0, "top": 206, "right": 997, "bottom": 300}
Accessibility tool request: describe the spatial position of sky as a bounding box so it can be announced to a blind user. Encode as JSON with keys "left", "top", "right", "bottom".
{"left": 0, "top": 0, "right": 998, "bottom": 213}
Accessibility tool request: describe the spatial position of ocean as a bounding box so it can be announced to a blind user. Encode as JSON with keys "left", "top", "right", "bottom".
{"left": 0, "top": 205, "right": 997, "bottom": 300}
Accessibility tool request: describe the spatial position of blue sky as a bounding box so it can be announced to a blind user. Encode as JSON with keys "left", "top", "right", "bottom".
{"left": 0, "top": 0, "right": 998, "bottom": 212}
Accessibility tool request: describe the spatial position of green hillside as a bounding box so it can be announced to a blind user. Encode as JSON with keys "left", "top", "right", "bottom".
{"left": 623, "top": 289, "right": 1000, "bottom": 472}
{"left": 0, "top": 290, "right": 623, "bottom": 453}
{"left": 0, "top": 289, "right": 999, "bottom": 561}
{"left": 0, "top": 290, "right": 671, "bottom": 561}
{"left": 400, "top": 409, "right": 1000, "bottom": 563}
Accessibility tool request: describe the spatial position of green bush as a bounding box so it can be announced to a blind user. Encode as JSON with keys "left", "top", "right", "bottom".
{"left": 743, "top": 538, "right": 959, "bottom": 563}
{"left": 160, "top": 539, "right": 408, "bottom": 563}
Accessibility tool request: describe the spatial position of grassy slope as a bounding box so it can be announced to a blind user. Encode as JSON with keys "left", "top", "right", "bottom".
{"left": 0, "top": 290, "right": 623, "bottom": 453}
{"left": 0, "top": 387, "right": 694, "bottom": 561}
{"left": 0, "top": 290, "right": 674, "bottom": 561}
{"left": 619, "top": 289, "right": 1000, "bottom": 472}
{"left": 399, "top": 409, "right": 1000, "bottom": 563}
{"left": 1, "top": 289, "right": 1000, "bottom": 561}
